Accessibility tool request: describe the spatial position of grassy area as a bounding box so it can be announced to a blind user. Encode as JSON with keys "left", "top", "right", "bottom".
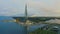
{"left": 29, "top": 28, "right": 57, "bottom": 34}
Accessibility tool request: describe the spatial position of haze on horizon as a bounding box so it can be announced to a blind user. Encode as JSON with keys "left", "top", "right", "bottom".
{"left": 0, "top": 0, "right": 60, "bottom": 17}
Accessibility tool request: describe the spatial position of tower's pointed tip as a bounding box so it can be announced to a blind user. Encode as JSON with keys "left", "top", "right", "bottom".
{"left": 25, "top": 3, "right": 28, "bottom": 18}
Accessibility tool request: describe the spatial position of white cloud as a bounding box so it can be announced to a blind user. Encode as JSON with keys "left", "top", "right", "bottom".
{"left": 0, "top": 0, "right": 25, "bottom": 16}
{"left": 0, "top": 0, "right": 60, "bottom": 16}
{"left": 28, "top": 0, "right": 60, "bottom": 17}
{"left": 0, "top": 8, "right": 24, "bottom": 16}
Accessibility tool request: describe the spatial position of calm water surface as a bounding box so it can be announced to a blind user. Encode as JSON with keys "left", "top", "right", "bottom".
{"left": 0, "top": 16, "right": 46, "bottom": 34}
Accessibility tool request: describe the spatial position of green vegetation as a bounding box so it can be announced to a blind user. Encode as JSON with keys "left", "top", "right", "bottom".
{"left": 13, "top": 17, "right": 53, "bottom": 22}
{"left": 29, "top": 28, "right": 57, "bottom": 34}
{"left": 13, "top": 17, "right": 60, "bottom": 23}
{"left": 28, "top": 17, "right": 51, "bottom": 23}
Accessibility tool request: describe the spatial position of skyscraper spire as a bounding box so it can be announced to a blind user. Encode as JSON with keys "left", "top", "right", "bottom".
{"left": 25, "top": 4, "right": 27, "bottom": 17}
{"left": 25, "top": 3, "right": 28, "bottom": 22}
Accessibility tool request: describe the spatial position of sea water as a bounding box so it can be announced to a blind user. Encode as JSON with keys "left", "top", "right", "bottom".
{"left": 0, "top": 16, "right": 46, "bottom": 34}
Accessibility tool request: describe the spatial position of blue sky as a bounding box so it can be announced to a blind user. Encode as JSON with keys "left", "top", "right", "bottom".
{"left": 0, "top": 0, "right": 60, "bottom": 17}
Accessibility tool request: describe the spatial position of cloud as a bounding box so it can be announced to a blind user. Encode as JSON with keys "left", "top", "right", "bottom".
{"left": 0, "top": 0, "right": 25, "bottom": 16}
{"left": 0, "top": 0, "right": 60, "bottom": 17}
{"left": 28, "top": 0, "right": 60, "bottom": 17}
{"left": 0, "top": 8, "right": 24, "bottom": 16}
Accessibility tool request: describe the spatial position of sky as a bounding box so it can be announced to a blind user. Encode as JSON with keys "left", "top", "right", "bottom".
{"left": 0, "top": 0, "right": 60, "bottom": 17}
